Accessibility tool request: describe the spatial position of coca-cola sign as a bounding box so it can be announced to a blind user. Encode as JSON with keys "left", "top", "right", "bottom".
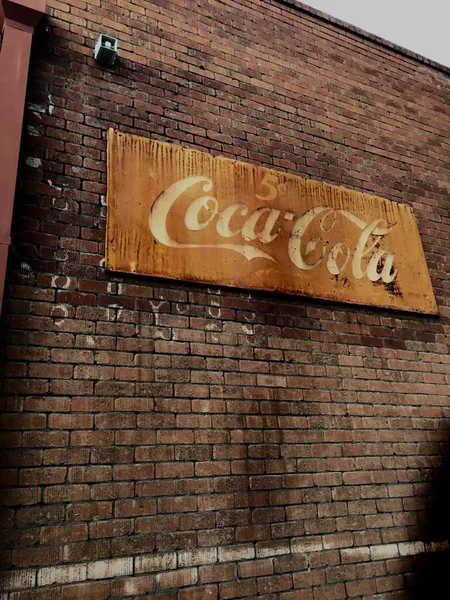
{"left": 106, "top": 130, "right": 437, "bottom": 314}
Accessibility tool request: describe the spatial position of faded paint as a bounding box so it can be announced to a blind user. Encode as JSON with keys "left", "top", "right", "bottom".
{"left": 106, "top": 130, "right": 437, "bottom": 314}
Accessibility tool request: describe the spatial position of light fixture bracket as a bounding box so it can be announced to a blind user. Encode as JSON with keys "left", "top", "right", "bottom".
{"left": 94, "top": 34, "right": 118, "bottom": 66}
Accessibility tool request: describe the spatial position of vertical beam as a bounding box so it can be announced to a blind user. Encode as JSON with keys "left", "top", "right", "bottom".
{"left": 0, "top": 0, "right": 46, "bottom": 315}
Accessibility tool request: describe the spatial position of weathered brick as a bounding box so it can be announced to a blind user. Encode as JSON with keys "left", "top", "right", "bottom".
{"left": 158, "top": 568, "right": 198, "bottom": 589}
{"left": 1, "top": 2, "right": 448, "bottom": 600}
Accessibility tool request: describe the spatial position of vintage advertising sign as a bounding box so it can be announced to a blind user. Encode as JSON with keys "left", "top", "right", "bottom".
{"left": 106, "top": 130, "right": 437, "bottom": 314}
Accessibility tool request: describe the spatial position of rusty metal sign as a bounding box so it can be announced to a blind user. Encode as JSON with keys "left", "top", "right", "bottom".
{"left": 106, "top": 130, "right": 437, "bottom": 314}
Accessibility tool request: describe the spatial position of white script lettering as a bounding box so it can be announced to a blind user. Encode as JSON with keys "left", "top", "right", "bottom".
{"left": 149, "top": 176, "right": 398, "bottom": 284}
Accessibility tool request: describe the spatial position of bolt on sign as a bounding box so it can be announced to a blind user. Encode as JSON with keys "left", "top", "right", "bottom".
{"left": 106, "top": 130, "right": 437, "bottom": 314}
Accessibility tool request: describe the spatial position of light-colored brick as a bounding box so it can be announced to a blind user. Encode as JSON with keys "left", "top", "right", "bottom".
{"left": 370, "top": 543, "right": 399, "bottom": 560}
{"left": 178, "top": 547, "right": 217, "bottom": 567}
{"left": 218, "top": 544, "right": 255, "bottom": 563}
{"left": 87, "top": 558, "right": 132, "bottom": 580}
{"left": 135, "top": 552, "right": 177, "bottom": 574}
{"left": 1, "top": 570, "right": 36, "bottom": 590}
{"left": 256, "top": 541, "right": 290, "bottom": 558}
{"left": 291, "top": 538, "right": 323, "bottom": 554}
{"left": 38, "top": 564, "right": 86, "bottom": 586}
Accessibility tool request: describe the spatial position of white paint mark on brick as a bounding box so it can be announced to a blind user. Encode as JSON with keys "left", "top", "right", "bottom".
{"left": 54, "top": 200, "right": 67, "bottom": 211}
{"left": 206, "top": 287, "right": 221, "bottom": 296}
{"left": 25, "top": 157, "right": 42, "bottom": 168}
{"left": 27, "top": 125, "right": 39, "bottom": 136}
{"left": 242, "top": 324, "right": 253, "bottom": 335}
{"left": 100, "top": 258, "right": 106, "bottom": 267}
{"left": 1, "top": 569, "right": 36, "bottom": 590}
{"left": 218, "top": 544, "right": 255, "bottom": 563}
{"left": 207, "top": 307, "right": 221, "bottom": 318}
{"left": 48, "top": 94, "right": 54, "bottom": 115}
{"left": 87, "top": 558, "right": 133, "bottom": 580}
{"left": 55, "top": 251, "right": 68, "bottom": 263}
{"left": 178, "top": 547, "right": 217, "bottom": 568}
{"left": 48, "top": 180, "right": 62, "bottom": 194}
{"left": 27, "top": 102, "right": 45, "bottom": 114}
{"left": 135, "top": 552, "right": 177, "bottom": 574}
{"left": 51, "top": 276, "right": 73, "bottom": 289}
{"left": 20, "top": 262, "right": 31, "bottom": 271}
{"left": 86, "top": 336, "right": 95, "bottom": 346}
{"left": 38, "top": 564, "right": 86, "bottom": 586}
{"left": 176, "top": 304, "right": 189, "bottom": 315}
{"left": 153, "top": 328, "right": 171, "bottom": 340}
{"left": 150, "top": 301, "right": 164, "bottom": 311}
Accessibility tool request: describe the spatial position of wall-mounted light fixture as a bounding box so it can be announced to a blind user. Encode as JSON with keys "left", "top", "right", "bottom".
{"left": 94, "top": 34, "right": 118, "bottom": 66}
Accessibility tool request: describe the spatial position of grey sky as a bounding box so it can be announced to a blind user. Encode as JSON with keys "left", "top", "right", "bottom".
{"left": 303, "top": 0, "right": 450, "bottom": 68}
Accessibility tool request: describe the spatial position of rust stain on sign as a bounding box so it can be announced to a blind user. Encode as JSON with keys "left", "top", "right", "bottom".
{"left": 106, "top": 130, "right": 437, "bottom": 315}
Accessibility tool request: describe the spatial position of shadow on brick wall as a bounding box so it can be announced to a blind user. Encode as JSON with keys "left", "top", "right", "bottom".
{"left": 411, "top": 440, "right": 450, "bottom": 599}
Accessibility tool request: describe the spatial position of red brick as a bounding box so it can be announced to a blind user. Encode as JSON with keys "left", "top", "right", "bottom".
{"left": 158, "top": 568, "right": 198, "bottom": 589}
{"left": 179, "top": 585, "right": 218, "bottom": 600}
{"left": 11, "top": 590, "right": 61, "bottom": 600}
{"left": 200, "top": 563, "right": 237, "bottom": 583}
{"left": 257, "top": 574, "right": 293, "bottom": 594}
{"left": 62, "top": 582, "right": 110, "bottom": 600}
{"left": 219, "top": 579, "right": 257, "bottom": 599}
{"left": 239, "top": 559, "right": 274, "bottom": 578}
{"left": 158, "top": 496, "right": 197, "bottom": 513}
{"left": 1, "top": 2, "right": 448, "bottom": 599}
{"left": 41, "top": 523, "right": 87, "bottom": 544}
{"left": 313, "top": 584, "right": 346, "bottom": 600}
{"left": 44, "top": 484, "right": 89, "bottom": 503}
{"left": 111, "top": 575, "right": 155, "bottom": 597}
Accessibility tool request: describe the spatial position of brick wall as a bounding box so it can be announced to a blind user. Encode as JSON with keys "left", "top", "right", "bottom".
{"left": 1, "top": 0, "right": 450, "bottom": 598}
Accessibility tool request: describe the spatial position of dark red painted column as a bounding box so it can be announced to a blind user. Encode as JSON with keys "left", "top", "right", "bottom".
{"left": 0, "top": 0, "right": 46, "bottom": 315}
